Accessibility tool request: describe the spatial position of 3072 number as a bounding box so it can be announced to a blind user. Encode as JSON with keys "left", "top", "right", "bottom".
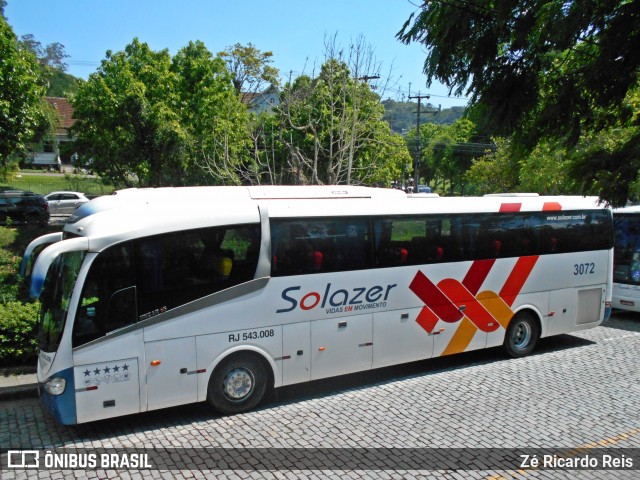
{"left": 574, "top": 263, "right": 595, "bottom": 275}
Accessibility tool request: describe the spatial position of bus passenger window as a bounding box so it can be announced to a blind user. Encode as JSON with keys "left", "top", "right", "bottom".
{"left": 374, "top": 215, "right": 457, "bottom": 266}
{"left": 270, "top": 218, "right": 370, "bottom": 276}
{"left": 73, "top": 244, "right": 136, "bottom": 348}
{"left": 135, "top": 224, "right": 260, "bottom": 318}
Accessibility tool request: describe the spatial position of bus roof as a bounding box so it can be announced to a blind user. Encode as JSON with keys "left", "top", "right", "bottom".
{"left": 62, "top": 187, "right": 608, "bottom": 251}
{"left": 67, "top": 186, "right": 406, "bottom": 225}
{"left": 111, "top": 185, "right": 407, "bottom": 200}
{"left": 612, "top": 205, "right": 640, "bottom": 214}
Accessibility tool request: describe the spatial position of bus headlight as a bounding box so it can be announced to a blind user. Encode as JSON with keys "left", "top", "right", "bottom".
{"left": 44, "top": 377, "right": 67, "bottom": 396}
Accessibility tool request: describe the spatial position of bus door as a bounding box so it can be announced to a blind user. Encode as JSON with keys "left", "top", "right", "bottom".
{"left": 282, "top": 322, "right": 311, "bottom": 384}
{"left": 310, "top": 313, "right": 372, "bottom": 381}
{"left": 74, "top": 354, "right": 141, "bottom": 424}
{"left": 144, "top": 337, "right": 198, "bottom": 411}
{"left": 372, "top": 308, "right": 434, "bottom": 369}
{"left": 547, "top": 287, "right": 605, "bottom": 335}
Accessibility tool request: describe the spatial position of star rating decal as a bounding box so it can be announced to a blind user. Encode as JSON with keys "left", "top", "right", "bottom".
{"left": 82, "top": 363, "right": 133, "bottom": 376}
{"left": 78, "top": 362, "right": 134, "bottom": 387}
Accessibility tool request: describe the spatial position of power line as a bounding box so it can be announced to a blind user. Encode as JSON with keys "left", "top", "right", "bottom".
{"left": 67, "top": 59, "right": 101, "bottom": 67}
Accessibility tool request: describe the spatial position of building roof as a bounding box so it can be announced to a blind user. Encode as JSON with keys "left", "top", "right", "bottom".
{"left": 45, "top": 97, "right": 74, "bottom": 134}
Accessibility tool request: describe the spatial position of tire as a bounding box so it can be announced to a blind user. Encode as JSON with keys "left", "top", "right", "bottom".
{"left": 207, "top": 353, "right": 269, "bottom": 415}
{"left": 503, "top": 311, "right": 540, "bottom": 358}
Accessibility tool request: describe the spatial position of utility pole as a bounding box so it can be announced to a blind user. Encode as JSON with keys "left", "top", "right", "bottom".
{"left": 408, "top": 93, "right": 429, "bottom": 192}
{"left": 346, "top": 75, "right": 380, "bottom": 184}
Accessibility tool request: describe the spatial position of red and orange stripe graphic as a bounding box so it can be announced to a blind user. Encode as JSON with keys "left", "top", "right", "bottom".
{"left": 409, "top": 256, "right": 539, "bottom": 356}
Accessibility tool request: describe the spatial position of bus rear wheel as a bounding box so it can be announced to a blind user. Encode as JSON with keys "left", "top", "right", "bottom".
{"left": 503, "top": 312, "right": 539, "bottom": 358}
{"left": 207, "top": 353, "right": 268, "bottom": 415}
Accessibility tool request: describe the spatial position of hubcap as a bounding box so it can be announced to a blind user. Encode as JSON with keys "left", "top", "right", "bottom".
{"left": 512, "top": 321, "right": 532, "bottom": 350}
{"left": 223, "top": 367, "right": 254, "bottom": 401}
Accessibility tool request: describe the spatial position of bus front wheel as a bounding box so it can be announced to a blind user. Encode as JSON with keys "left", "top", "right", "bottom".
{"left": 503, "top": 312, "right": 540, "bottom": 358}
{"left": 207, "top": 353, "right": 268, "bottom": 415}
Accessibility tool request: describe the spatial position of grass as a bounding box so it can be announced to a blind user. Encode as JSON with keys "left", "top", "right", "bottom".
{"left": 0, "top": 227, "right": 16, "bottom": 250}
{"left": 2, "top": 173, "right": 116, "bottom": 196}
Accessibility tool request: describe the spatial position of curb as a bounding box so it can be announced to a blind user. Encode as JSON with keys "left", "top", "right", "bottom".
{"left": 0, "top": 382, "right": 39, "bottom": 401}
{"left": 0, "top": 371, "right": 39, "bottom": 401}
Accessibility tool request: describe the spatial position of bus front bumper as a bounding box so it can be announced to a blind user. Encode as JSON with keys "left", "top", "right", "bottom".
{"left": 39, "top": 367, "right": 77, "bottom": 425}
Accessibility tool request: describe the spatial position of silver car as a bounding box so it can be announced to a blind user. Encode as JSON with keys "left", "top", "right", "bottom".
{"left": 45, "top": 191, "right": 90, "bottom": 215}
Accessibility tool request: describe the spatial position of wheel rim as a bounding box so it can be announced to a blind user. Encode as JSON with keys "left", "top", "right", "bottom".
{"left": 511, "top": 321, "right": 532, "bottom": 350}
{"left": 222, "top": 367, "right": 255, "bottom": 401}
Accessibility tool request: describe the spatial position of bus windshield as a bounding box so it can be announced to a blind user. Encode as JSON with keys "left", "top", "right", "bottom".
{"left": 613, "top": 214, "right": 640, "bottom": 285}
{"left": 38, "top": 250, "right": 86, "bottom": 353}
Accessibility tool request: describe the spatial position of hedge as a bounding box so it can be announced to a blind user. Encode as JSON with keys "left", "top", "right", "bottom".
{"left": 0, "top": 301, "right": 40, "bottom": 366}
{"left": 0, "top": 247, "right": 20, "bottom": 303}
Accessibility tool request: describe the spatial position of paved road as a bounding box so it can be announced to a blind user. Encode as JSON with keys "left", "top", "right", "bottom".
{"left": 2, "top": 312, "right": 640, "bottom": 479}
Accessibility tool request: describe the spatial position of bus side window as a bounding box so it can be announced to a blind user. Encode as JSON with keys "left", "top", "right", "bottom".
{"left": 135, "top": 224, "right": 261, "bottom": 317}
{"left": 73, "top": 243, "right": 136, "bottom": 348}
{"left": 271, "top": 218, "right": 370, "bottom": 276}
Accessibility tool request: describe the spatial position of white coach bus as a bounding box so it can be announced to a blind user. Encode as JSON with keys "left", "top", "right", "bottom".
{"left": 30, "top": 186, "right": 612, "bottom": 425}
{"left": 612, "top": 205, "right": 640, "bottom": 311}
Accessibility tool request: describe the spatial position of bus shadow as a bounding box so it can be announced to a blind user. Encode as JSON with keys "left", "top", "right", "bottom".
{"left": 605, "top": 311, "right": 640, "bottom": 333}
{"left": 56, "top": 334, "right": 595, "bottom": 442}
{"left": 271, "top": 333, "right": 595, "bottom": 408}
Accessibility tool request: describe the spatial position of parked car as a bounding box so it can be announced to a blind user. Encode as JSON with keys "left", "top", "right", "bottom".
{"left": 0, "top": 189, "right": 50, "bottom": 225}
{"left": 44, "top": 191, "right": 90, "bottom": 215}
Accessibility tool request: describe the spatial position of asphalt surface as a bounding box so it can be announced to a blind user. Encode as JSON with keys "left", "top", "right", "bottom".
{"left": 1, "top": 311, "right": 639, "bottom": 479}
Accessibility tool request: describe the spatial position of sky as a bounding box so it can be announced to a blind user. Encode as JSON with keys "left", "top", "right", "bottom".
{"left": 5, "top": 0, "right": 469, "bottom": 109}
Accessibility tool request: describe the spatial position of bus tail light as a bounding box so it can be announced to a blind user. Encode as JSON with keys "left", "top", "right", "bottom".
{"left": 44, "top": 377, "right": 66, "bottom": 396}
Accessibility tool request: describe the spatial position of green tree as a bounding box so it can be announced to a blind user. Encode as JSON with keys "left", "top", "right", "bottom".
{"left": 71, "top": 39, "right": 182, "bottom": 187}
{"left": 465, "top": 137, "right": 581, "bottom": 195}
{"left": 0, "top": 16, "right": 46, "bottom": 178}
{"left": 465, "top": 138, "right": 524, "bottom": 194}
{"left": 398, "top": 0, "right": 640, "bottom": 205}
{"left": 18, "top": 33, "right": 81, "bottom": 98}
{"left": 175, "top": 41, "right": 251, "bottom": 185}
{"left": 48, "top": 71, "right": 81, "bottom": 97}
{"left": 429, "top": 118, "right": 481, "bottom": 194}
{"left": 404, "top": 121, "right": 445, "bottom": 188}
{"left": 19, "top": 34, "right": 68, "bottom": 71}
{"left": 382, "top": 100, "right": 464, "bottom": 134}
{"left": 404, "top": 118, "right": 487, "bottom": 193}
{"left": 519, "top": 141, "right": 577, "bottom": 194}
{"left": 71, "top": 39, "right": 248, "bottom": 187}
{"left": 277, "top": 56, "right": 410, "bottom": 185}
{"left": 218, "top": 43, "right": 279, "bottom": 95}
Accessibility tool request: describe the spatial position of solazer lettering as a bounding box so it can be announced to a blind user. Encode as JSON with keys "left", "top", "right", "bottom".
{"left": 276, "top": 282, "right": 397, "bottom": 313}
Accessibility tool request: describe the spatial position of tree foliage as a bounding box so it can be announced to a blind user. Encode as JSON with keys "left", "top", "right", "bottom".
{"left": 218, "top": 42, "right": 279, "bottom": 95}
{"left": 465, "top": 137, "right": 583, "bottom": 195}
{"left": 45, "top": 69, "right": 81, "bottom": 97}
{"left": 404, "top": 118, "right": 490, "bottom": 194}
{"left": 398, "top": 0, "right": 640, "bottom": 205}
{"left": 209, "top": 37, "right": 412, "bottom": 187}
{"left": 464, "top": 138, "right": 519, "bottom": 194}
{"left": 71, "top": 39, "right": 248, "bottom": 187}
{"left": 275, "top": 56, "right": 410, "bottom": 185}
{"left": 19, "top": 33, "right": 69, "bottom": 71}
{"left": 0, "top": 16, "right": 46, "bottom": 178}
{"left": 381, "top": 100, "right": 464, "bottom": 134}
